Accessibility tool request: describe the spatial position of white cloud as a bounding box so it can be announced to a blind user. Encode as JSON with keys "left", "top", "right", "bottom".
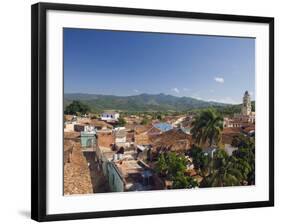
{"left": 249, "top": 91, "right": 254, "bottom": 96}
{"left": 133, "top": 89, "right": 139, "bottom": 93}
{"left": 214, "top": 76, "right": 224, "bottom": 84}
{"left": 171, "top": 87, "right": 180, "bottom": 94}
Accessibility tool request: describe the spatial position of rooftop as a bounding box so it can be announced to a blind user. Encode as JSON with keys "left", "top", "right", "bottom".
{"left": 114, "top": 154, "right": 155, "bottom": 191}
{"left": 151, "top": 128, "right": 192, "bottom": 152}
{"left": 134, "top": 125, "right": 153, "bottom": 134}
{"left": 222, "top": 127, "right": 242, "bottom": 134}
{"left": 153, "top": 123, "right": 173, "bottom": 132}
{"left": 102, "top": 111, "right": 119, "bottom": 115}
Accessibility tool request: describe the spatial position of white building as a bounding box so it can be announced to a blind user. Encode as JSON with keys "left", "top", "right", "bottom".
{"left": 101, "top": 111, "right": 120, "bottom": 122}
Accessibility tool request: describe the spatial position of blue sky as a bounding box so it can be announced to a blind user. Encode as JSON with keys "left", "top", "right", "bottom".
{"left": 64, "top": 28, "right": 255, "bottom": 104}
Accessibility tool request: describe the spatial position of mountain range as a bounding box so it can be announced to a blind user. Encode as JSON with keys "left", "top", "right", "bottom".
{"left": 64, "top": 93, "right": 234, "bottom": 112}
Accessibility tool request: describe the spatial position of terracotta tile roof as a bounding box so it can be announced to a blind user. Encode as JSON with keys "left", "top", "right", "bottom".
{"left": 222, "top": 127, "right": 242, "bottom": 134}
{"left": 77, "top": 118, "right": 92, "bottom": 124}
{"left": 134, "top": 125, "right": 153, "bottom": 134}
{"left": 64, "top": 141, "right": 93, "bottom": 195}
{"left": 151, "top": 128, "right": 192, "bottom": 152}
{"left": 243, "top": 126, "right": 255, "bottom": 133}
{"left": 64, "top": 131, "right": 80, "bottom": 139}
{"left": 222, "top": 128, "right": 242, "bottom": 145}
{"left": 90, "top": 119, "right": 113, "bottom": 129}
{"left": 125, "top": 124, "right": 138, "bottom": 131}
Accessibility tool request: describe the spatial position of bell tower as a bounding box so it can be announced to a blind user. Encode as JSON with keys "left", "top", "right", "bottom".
{"left": 241, "top": 91, "right": 251, "bottom": 116}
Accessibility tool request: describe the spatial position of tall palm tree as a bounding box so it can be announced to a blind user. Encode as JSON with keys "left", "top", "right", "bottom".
{"left": 191, "top": 109, "right": 223, "bottom": 147}
{"left": 201, "top": 150, "right": 243, "bottom": 187}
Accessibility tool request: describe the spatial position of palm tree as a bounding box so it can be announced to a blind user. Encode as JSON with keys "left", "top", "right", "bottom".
{"left": 201, "top": 150, "right": 243, "bottom": 187}
{"left": 191, "top": 109, "right": 223, "bottom": 147}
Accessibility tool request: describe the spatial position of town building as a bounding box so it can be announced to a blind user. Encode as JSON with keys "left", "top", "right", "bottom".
{"left": 224, "top": 90, "right": 255, "bottom": 128}
{"left": 80, "top": 132, "right": 97, "bottom": 150}
{"left": 123, "top": 115, "right": 141, "bottom": 125}
{"left": 95, "top": 143, "right": 162, "bottom": 192}
{"left": 150, "top": 128, "right": 192, "bottom": 155}
{"left": 90, "top": 119, "right": 113, "bottom": 130}
{"left": 241, "top": 91, "right": 252, "bottom": 116}
{"left": 74, "top": 123, "right": 87, "bottom": 132}
{"left": 100, "top": 111, "right": 120, "bottom": 122}
{"left": 221, "top": 127, "right": 240, "bottom": 155}
{"left": 64, "top": 122, "right": 75, "bottom": 132}
{"left": 96, "top": 129, "right": 114, "bottom": 148}
{"left": 134, "top": 125, "right": 162, "bottom": 145}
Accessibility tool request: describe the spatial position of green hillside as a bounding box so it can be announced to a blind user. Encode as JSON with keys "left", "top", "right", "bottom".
{"left": 64, "top": 93, "right": 231, "bottom": 112}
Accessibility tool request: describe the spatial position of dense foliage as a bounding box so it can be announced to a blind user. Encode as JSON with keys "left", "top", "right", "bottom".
{"left": 156, "top": 152, "right": 198, "bottom": 189}
{"left": 116, "top": 116, "right": 126, "bottom": 126}
{"left": 186, "top": 134, "right": 255, "bottom": 188}
{"left": 200, "top": 150, "right": 243, "bottom": 187}
{"left": 64, "top": 100, "right": 90, "bottom": 115}
{"left": 191, "top": 109, "right": 224, "bottom": 147}
{"left": 172, "top": 173, "right": 198, "bottom": 189}
{"left": 231, "top": 134, "right": 255, "bottom": 185}
{"left": 187, "top": 146, "right": 212, "bottom": 177}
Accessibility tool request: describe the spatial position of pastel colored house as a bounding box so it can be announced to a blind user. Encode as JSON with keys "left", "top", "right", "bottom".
{"left": 101, "top": 111, "right": 120, "bottom": 122}
{"left": 80, "top": 125, "right": 97, "bottom": 150}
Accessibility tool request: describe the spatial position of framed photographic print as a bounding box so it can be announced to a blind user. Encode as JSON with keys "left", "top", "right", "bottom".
{"left": 31, "top": 2, "right": 274, "bottom": 222}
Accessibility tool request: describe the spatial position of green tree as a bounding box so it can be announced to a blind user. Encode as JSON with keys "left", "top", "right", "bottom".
{"left": 155, "top": 154, "right": 168, "bottom": 176}
{"left": 231, "top": 135, "right": 255, "bottom": 185}
{"left": 156, "top": 152, "right": 198, "bottom": 189}
{"left": 230, "top": 155, "right": 252, "bottom": 184}
{"left": 140, "top": 118, "right": 149, "bottom": 125}
{"left": 156, "top": 152, "right": 186, "bottom": 178}
{"left": 251, "top": 101, "right": 255, "bottom": 112}
{"left": 64, "top": 100, "right": 90, "bottom": 115}
{"left": 172, "top": 172, "right": 198, "bottom": 189}
{"left": 156, "top": 114, "right": 163, "bottom": 121}
{"left": 231, "top": 134, "right": 255, "bottom": 149}
{"left": 165, "top": 152, "right": 186, "bottom": 179}
{"left": 191, "top": 109, "right": 223, "bottom": 147}
{"left": 188, "top": 146, "right": 211, "bottom": 177}
{"left": 201, "top": 150, "right": 243, "bottom": 187}
{"left": 117, "top": 117, "right": 126, "bottom": 126}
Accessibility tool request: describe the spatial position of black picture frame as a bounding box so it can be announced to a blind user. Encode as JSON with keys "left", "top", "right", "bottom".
{"left": 31, "top": 2, "right": 274, "bottom": 222}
